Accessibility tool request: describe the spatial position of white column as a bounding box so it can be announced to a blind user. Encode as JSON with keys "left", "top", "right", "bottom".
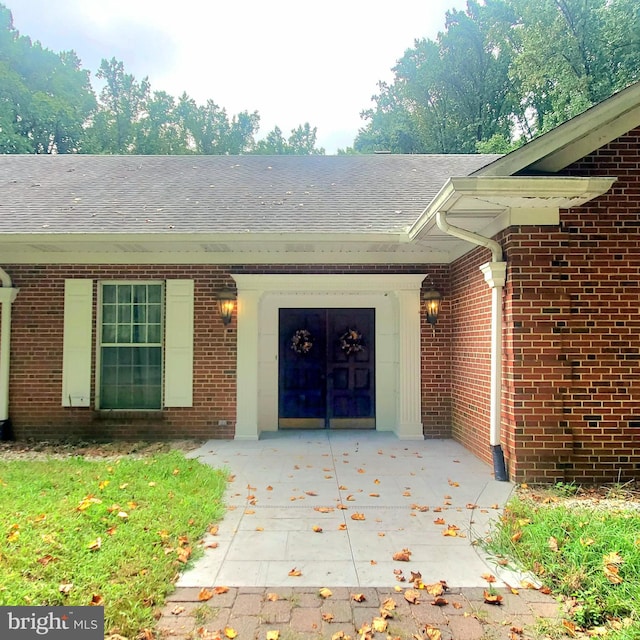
{"left": 0, "top": 287, "right": 19, "bottom": 422}
{"left": 395, "top": 289, "right": 424, "bottom": 440}
{"left": 233, "top": 287, "right": 261, "bottom": 440}
{"left": 480, "top": 262, "right": 507, "bottom": 447}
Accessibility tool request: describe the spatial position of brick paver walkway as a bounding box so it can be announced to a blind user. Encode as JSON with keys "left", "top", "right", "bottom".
{"left": 157, "top": 585, "right": 570, "bottom": 640}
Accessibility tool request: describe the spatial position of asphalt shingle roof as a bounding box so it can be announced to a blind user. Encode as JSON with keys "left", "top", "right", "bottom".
{"left": 0, "top": 154, "right": 501, "bottom": 235}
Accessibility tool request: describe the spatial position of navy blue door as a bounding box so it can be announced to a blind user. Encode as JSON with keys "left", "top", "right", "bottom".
{"left": 278, "top": 308, "right": 375, "bottom": 429}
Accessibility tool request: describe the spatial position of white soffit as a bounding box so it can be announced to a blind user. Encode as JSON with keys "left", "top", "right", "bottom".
{"left": 408, "top": 176, "right": 617, "bottom": 242}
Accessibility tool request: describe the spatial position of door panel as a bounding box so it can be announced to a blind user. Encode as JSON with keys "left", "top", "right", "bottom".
{"left": 278, "top": 308, "right": 375, "bottom": 429}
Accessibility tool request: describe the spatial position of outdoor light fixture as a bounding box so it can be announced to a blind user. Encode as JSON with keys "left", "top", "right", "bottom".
{"left": 215, "top": 287, "right": 237, "bottom": 326}
{"left": 423, "top": 287, "right": 442, "bottom": 328}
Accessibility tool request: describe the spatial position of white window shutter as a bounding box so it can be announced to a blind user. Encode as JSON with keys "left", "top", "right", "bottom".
{"left": 164, "top": 279, "right": 194, "bottom": 407}
{"left": 62, "top": 279, "right": 93, "bottom": 407}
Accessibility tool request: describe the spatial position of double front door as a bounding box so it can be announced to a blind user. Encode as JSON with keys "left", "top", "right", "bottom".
{"left": 278, "top": 308, "right": 375, "bottom": 429}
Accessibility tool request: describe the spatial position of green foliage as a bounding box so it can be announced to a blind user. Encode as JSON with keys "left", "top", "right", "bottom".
{"left": 0, "top": 451, "right": 227, "bottom": 638}
{"left": 0, "top": 3, "right": 323, "bottom": 155}
{"left": 356, "top": 0, "right": 640, "bottom": 153}
{"left": 486, "top": 496, "right": 640, "bottom": 636}
{"left": 254, "top": 123, "right": 325, "bottom": 155}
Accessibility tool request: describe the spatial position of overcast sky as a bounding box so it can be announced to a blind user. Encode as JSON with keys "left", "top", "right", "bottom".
{"left": 6, "top": 0, "right": 468, "bottom": 153}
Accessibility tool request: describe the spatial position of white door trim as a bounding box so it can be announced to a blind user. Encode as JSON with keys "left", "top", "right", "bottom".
{"left": 231, "top": 274, "right": 426, "bottom": 440}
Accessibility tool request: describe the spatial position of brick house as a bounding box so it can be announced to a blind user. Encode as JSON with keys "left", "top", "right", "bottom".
{"left": 1, "top": 83, "right": 638, "bottom": 483}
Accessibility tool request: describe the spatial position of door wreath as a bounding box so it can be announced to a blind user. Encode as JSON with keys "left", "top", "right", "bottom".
{"left": 339, "top": 328, "right": 365, "bottom": 356}
{"left": 290, "top": 328, "right": 314, "bottom": 354}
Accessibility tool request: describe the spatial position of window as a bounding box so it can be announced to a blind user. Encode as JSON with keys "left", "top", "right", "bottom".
{"left": 99, "top": 282, "right": 163, "bottom": 410}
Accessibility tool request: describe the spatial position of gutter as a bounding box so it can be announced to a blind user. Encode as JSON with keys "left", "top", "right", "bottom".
{"left": 0, "top": 266, "right": 18, "bottom": 440}
{"left": 435, "top": 211, "right": 509, "bottom": 481}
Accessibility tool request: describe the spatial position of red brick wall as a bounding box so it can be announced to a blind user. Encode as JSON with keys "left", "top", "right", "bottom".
{"left": 6, "top": 265, "right": 237, "bottom": 440}
{"left": 502, "top": 128, "right": 640, "bottom": 482}
{"left": 449, "top": 246, "right": 494, "bottom": 468}
{"left": 5, "top": 263, "right": 451, "bottom": 440}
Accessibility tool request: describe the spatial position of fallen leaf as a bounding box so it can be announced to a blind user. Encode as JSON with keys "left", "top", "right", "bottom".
{"left": 331, "top": 632, "right": 352, "bottom": 640}
{"left": 402, "top": 490, "right": 412, "bottom": 497}
{"left": 369, "top": 493, "right": 380, "bottom": 497}
{"left": 483, "top": 590, "right": 503, "bottom": 605}
{"left": 410, "top": 571, "right": 422, "bottom": 583}
{"left": 393, "top": 549, "right": 412, "bottom": 561}
{"left": 351, "top": 593, "right": 366, "bottom": 602}
{"left": 177, "top": 547, "right": 191, "bottom": 563}
{"left": 548, "top": 536, "right": 559, "bottom": 552}
{"left": 466, "top": 503, "right": 478, "bottom": 509}
{"left": 378, "top": 532, "right": 385, "bottom": 537}
{"left": 511, "top": 530, "right": 523, "bottom": 543}
{"left": 431, "top": 597, "right": 448, "bottom": 606}
{"left": 424, "top": 625, "right": 442, "bottom": 640}
{"left": 306, "top": 491, "right": 318, "bottom": 496}
{"left": 604, "top": 564, "right": 623, "bottom": 584}
{"left": 452, "top": 601, "right": 463, "bottom": 609}
{"left": 481, "top": 573, "right": 496, "bottom": 583}
{"left": 350, "top": 512, "right": 366, "bottom": 521}
{"left": 206, "top": 542, "right": 219, "bottom": 549}
{"left": 59, "top": 583, "right": 73, "bottom": 594}
{"left": 357, "top": 468, "right": 366, "bottom": 474}
{"left": 346, "top": 494, "right": 356, "bottom": 501}
{"left": 319, "top": 587, "right": 333, "bottom": 599}
{"left": 213, "top": 586, "right": 230, "bottom": 595}
{"left": 336, "top": 503, "right": 348, "bottom": 510}
{"left": 87, "top": 537, "right": 102, "bottom": 551}
{"left": 266, "top": 631, "right": 280, "bottom": 640}
{"left": 424, "top": 582, "right": 448, "bottom": 596}
{"left": 312, "top": 525, "right": 323, "bottom": 533}
{"left": 223, "top": 626, "right": 237, "bottom": 639}
{"left": 562, "top": 620, "right": 577, "bottom": 637}
{"left": 539, "top": 585, "right": 552, "bottom": 595}
{"left": 372, "top": 617, "right": 388, "bottom": 632}
{"left": 370, "top": 560, "right": 377, "bottom": 565}
{"left": 443, "top": 526, "right": 459, "bottom": 537}
{"left": 603, "top": 551, "right": 624, "bottom": 565}
{"left": 338, "top": 523, "right": 347, "bottom": 530}
{"left": 433, "top": 518, "right": 446, "bottom": 525}
{"left": 198, "top": 588, "right": 213, "bottom": 601}
{"left": 37, "top": 554, "right": 55, "bottom": 566}
{"left": 244, "top": 509, "right": 255, "bottom": 515}
{"left": 288, "top": 568, "right": 302, "bottom": 577}
{"left": 171, "top": 605, "right": 185, "bottom": 615}
{"left": 433, "top": 506, "right": 442, "bottom": 513}
{"left": 89, "top": 594, "right": 104, "bottom": 606}
{"left": 448, "top": 480, "right": 459, "bottom": 487}
{"left": 209, "top": 525, "right": 219, "bottom": 536}
{"left": 404, "top": 589, "right": 420, "bottom": 604}
{"left": 314, "top": 506, "right": 334, "bottom": 513}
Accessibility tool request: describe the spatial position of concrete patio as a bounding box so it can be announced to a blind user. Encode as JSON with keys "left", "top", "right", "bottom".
{"left": 178, "top": 431, "right": 524, "bottom": 589}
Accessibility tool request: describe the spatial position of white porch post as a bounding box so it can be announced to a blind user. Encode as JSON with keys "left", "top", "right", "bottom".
{"left": 233, "top": 286, "right": 261, "bottom": 440}
{"left": 0, "top": 286, "right": 19, "bottom": 423}
{"left": 395, "top": 289, "right": 424, "bottom": 440}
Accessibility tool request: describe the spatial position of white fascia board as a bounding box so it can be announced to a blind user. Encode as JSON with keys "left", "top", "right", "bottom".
{"left": 408, "top": 176, "right": 616, "bottom": 241}
{"left": 0, "top": 249, "right": 452, "bottom": 265}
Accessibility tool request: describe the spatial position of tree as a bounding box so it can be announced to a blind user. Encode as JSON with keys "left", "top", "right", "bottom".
{"left": 254, "top": 123, "right": 325, "bottom": 155}
{"left": 354, "top": 0, "right": 640, "bottom": 153}
{"left": 0, "top": 4, "right": 96, "bottom": 153}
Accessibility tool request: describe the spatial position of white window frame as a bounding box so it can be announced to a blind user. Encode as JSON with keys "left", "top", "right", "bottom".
{"left": 95, "top": 280, "right": 165, "bottom": 411}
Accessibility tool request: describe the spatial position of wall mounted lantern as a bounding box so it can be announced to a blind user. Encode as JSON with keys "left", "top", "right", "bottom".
{"left": 423, "top": 287, "right": 442, "bottom": 328}
{"left": 214, "top": 287, "right": 237, "bottom": 326}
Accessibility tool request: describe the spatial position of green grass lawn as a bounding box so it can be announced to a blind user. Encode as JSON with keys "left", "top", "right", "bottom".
{"left": 0, "top": 449, "right": 227, "bottom": 639}
{"left": 487, "top": 486, "right": 640, "bottom": 639}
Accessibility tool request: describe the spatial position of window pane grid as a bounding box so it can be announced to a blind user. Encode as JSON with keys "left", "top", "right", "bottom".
{"left": 100, "top": 283, "right": 163, "bottom": 410}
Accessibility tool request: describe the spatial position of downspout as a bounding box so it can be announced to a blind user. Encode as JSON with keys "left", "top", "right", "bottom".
{"left": 435, "top": 211, "right": 509, "bottom": 481}
{"left": 0, "top": 267, "right": 19, "bottom": 440}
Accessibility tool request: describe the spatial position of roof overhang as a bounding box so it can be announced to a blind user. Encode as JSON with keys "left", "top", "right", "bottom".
{"left": 0, "top": 176, "right": 617, "bottom": 266}
{"left": 408, "top": 176, "right": 616, "bottom": 258}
